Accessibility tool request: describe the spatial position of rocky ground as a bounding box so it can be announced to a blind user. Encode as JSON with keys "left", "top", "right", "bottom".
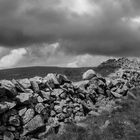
{"left": 0, "top": 58, "right": 140, "bottom": 140}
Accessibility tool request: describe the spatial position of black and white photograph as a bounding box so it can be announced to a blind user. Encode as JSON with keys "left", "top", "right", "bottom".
{"left": 0, "top": 0, "right": 140, "bottom": 139}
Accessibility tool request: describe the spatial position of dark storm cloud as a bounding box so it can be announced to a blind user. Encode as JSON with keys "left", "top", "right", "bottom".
{"left": 0, "top": 0, "right": 140, "bottom": 56}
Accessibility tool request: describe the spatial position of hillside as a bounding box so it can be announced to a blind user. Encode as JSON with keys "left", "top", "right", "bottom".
{"left": 0, "top": 63, "right": 121, "bottom": 82}
{"left": 0, "top": 67, "right": 92, "bottom": 82}
{"left": 0, "top": 58, "right": 140, "bottom": 139}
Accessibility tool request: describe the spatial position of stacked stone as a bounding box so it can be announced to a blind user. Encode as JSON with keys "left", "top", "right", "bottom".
{"left": 0, "top": 69, "right": 136, "bottom": 139}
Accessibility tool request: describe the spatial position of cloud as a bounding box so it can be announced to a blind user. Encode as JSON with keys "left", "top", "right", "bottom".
{"left": 0, "top": 48, "right": 27, "bottom": 68}
{"left": 14, "top": 43, "right": 74, "bottom": 67}
{"left": 0, "top": 0, "right": 139, "bottom": 57}
{"left": 67, "top": 54, "right": 112, "bottom": 67}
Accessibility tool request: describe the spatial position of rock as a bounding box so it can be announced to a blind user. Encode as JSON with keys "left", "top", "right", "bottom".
{"left": 5, "top": 101, "right": 16, "bottom": 109}
{"left": 7, "top": 126, "right": 16, "bottom": 132}
{"left": 0, "top": 68, "right": 139, "bottom": 139}
{"left": 0, "top": 101, "right": 16, "bottom": 114}
{"left": 51, "top": 89, "right": 64, "bottom": 97}
{"left": 111, "top": 91, "right": 122, "bottom": 98}
{"left": 59, "top": 92, "right": 67, "bottom": 99}
{"left": 37, "top": 96, "right": 44, "bottom": 103}
{"left": 50, "top": 110, "right": 56, "bottom": 117}
{"left": 0, "top": 126, "right": 6, "bottom": 133}
{"left": 12, "top": 79, "right": 26, "bottom": 92}
{"left": 127, "top": 91, "right": 137, "bottom": 99}
{"left": 56, "top": 74, "right": 70, "bottom": 85}
{"left": 22, "top": 108, "right": 35, "bottom": 124}
{"left": 38, "top": 125, "right": 52, "bottom": 139}
{"left": 9, "top": 115, "right": 20, "bottom": 127}
{"left": 0, "top": 103, "right": 9, "bottom": 114}
{"left": 1, "top": 80, "right": 17, "bottom": 97}
{"left": 81, "top": 102, "right": 91, "bottom": 115}
{"left": 14, "top": 132, "right": 20, "bottom": 139}
{"left": 38, "top": 123, "right": 61, "bottom": 139}
{"left": 75, "top": 116, "right": 86, "bottom": 122}
{"left": 44, "top": 73, "right": 59, "bottom": 88}
{"left": 2, "top": 109, "right": 17, "bottom": 124}
{"left": 16, "top": 93, "right": 33, "bottom": 104}
{"left": 18, "top": 107, "right": 27, "bottom": 116}
{"left": 4, "top": 131, "right": 14, "bottom": 140}
{"left": 40, "top": 91, "right": 50, "bottom": 100}
{"left": 30, "top": 76, "right": 43, "bottom": 84}
{"left": 18, "top": 79, "right": 31, "bottom": 89}
{"left": 23, "top": 115, "right": 44, "bottom": 135}
{"left": 73, "top": 80, "right": 89, "bottom": 90}
{"left": 82, "top": 69, "right": 96, "bottom": 80}
{"left": 88, "top": 111, "right": 100, "bottom": 116}
{"left": 0, "top": 87, "right": 6, "bottom": 97}
{"left": 30, "top": 80, "right": 39, "bottom": 93}
{"left": 35, "top": 103, "right": 45, "bottom": 114}
{"left": 56, "top": 113, "right": 66, "bottom": 121}
{"left": 54, "top": 105, "right": 62, "bottom": 114}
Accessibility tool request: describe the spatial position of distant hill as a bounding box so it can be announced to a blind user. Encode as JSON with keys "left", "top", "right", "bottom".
{"left": 98, "top": 57, "right": 140, "bottom": 70}
{"left": 1, "top": 57, "right": 139, "bottom": 81}
{"left": 0, "top": 65, "right": 119, "bottom": 81}
{"left": 0, "top": 66, "right": 93, "bottom": 81}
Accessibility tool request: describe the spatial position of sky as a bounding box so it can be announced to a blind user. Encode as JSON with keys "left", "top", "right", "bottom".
{"left": 0, "top": 0, "right": 140, "bottom": 69}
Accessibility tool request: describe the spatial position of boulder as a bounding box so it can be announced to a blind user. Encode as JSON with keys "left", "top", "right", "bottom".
{"left": 35, "top": 103, "right": 45, "bottom": 114}
{"left": 82, "top": 69, "right": 96, "bottom": 80}
{"left": 22, "top": 108, "right": 35, "bottom": 124}
{"left": 0, "top": 87, "right": 6, "bottom": 97}
{"left": 37, "top": 124, "right": 53, "bottom": 139}
{"left": 111, "top": 91, "right": 122, "bottom": 98}
{"left": 37, "top": 96, "right": 44, "bottom": 103}
{"left": 18, "top": 107, "right": 27, "bottom": 116}
{"left": 44, "top": 73, "right": 59, "bottom": 88}
{"left": 30, "top": 81, "right": 39, "bottom": 93}
{"left": 1, "top": 80, "right": 17, "bottom": 97}
{"left": 9, "top": 115, "right": 20, "bottom": 127}
{"left": 51, "top": 89, "right": 64, "bottom": 98}
{"left": 12, "top": 79, "right": 26, "bottom": 92}
{"left": 7, "top": 126, "right": 16, "bottom": 132}
{"left": 40, "top": 91, "right": 50, "bottom": 100}
{"left": 18, "top": 79, "right": 31, "bottom": 89}
{"left": 16, "top": 93, "right": 33, "bottom": 104}
{"left": 54, "top": 105, "right": 63, "bottom": 114}
{"left": 0, "top": 101, "right": 16, "bottom": 114}
{"left": 23, "top": 115, "right": 44, "bottom": 135}
{"left": 56, "top": 74, "right": 70, "bottom": 85}
{"left": 30, "top": 76, "right": 43, "bottom": 84}
{"left": 3, "top": 131, "right": 14, "bottom": 140}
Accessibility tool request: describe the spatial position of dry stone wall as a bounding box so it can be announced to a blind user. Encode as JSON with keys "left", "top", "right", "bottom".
{"left": 0, "top": 70, "right": 139, "bottom": 139}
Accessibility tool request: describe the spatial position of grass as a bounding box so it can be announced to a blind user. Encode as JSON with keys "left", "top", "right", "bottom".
{"left": 0, "top": 65, "right": 119, "bottom": 81}
{"left": 45, "top": 88, "right": 140, "bottom": 140}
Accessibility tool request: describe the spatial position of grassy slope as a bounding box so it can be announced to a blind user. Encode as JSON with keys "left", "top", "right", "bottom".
{"left": 0, "top": 65, "right": 119, "bottom": 81}
{"left": 1, "top": 65, "right": 132, "bottom": 140}
{"left": 0, "top": 66, "right": 92, "bottom": 81}
{"left": 48, "top": 88, "right": 140, "bottom": 140}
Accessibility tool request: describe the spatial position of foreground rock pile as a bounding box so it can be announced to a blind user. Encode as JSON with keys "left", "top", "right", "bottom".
{"left": 98, "top": 57, "right": 140, "bottom": 70}
{"left": 0, "top": 69, "right": 138, "bottom": 139}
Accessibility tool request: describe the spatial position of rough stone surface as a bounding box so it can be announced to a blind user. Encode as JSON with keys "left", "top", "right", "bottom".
{"left": 0, "top": 68, "right": 139, "bottom": 139}
{"left": 23, "top": 115, "right": 44, "bottom": 135}
{"left": 35, "top": 103, "right": 45, "bottom": 114}
{"left": 44, "top": 73, "right": 59, "bottom": 88}
{"left": 22, "top": 108, "right": 35, "bottom": 124}
{"left": 16, "top": 93, "right": 32, "bottom": 104}
{"left": 3, "top": 131, "right": 14, "bottom": 140}
{"left": 82, "top": 69, "right": 96, "bottom": 80}
{"left": 18, "top": 79, "right": 31, "bottom": 89}
{"left": 1, "top": 80, "right": 17, "bottom": 97}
